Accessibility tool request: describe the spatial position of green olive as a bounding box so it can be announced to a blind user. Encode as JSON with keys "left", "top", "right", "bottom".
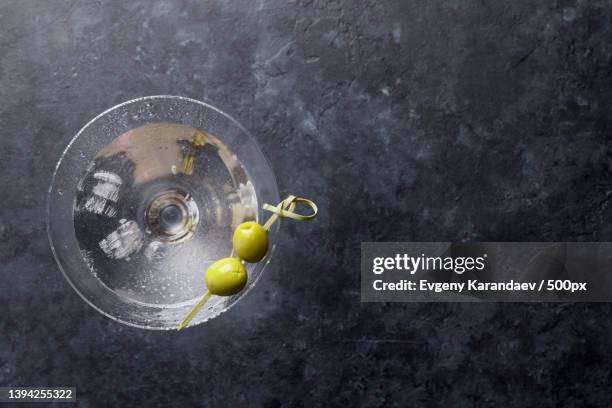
{"left": 205, "top": 257, "right": 247, "bottom": 296}
{"left": 232, "top": 221, "right": 269, "bottom": 263}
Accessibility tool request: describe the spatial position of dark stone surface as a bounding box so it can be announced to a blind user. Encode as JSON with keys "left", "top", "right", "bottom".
{"left": 1, "top": 0, "right": 612, "bottom": 406}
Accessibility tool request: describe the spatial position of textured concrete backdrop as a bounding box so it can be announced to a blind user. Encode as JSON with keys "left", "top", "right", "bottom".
{"left": 1, "top": 0, "right": 612, "bottom": 406}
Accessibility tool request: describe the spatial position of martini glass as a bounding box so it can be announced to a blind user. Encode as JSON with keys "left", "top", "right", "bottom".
{"left": 47, "top": 96, "right": 280, "bottom": 330}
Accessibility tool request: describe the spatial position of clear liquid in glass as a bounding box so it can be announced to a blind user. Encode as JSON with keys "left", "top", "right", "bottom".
{"left": 73, "top": 123, "right": 258, "bottom": 306}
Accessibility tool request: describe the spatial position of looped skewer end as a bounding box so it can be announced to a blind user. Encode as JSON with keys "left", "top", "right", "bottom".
{"left": 262, "top": 195, "right": 318, "bottom": 230}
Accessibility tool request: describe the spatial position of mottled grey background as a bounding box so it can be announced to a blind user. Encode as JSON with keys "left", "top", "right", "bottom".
{"left": 1, "top": 0, "right": 612, "bottom": 406}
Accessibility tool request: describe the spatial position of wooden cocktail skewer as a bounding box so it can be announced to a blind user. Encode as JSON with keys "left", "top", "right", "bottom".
{"left": 177, "top": 195, "right": 318, "bottom": 330}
